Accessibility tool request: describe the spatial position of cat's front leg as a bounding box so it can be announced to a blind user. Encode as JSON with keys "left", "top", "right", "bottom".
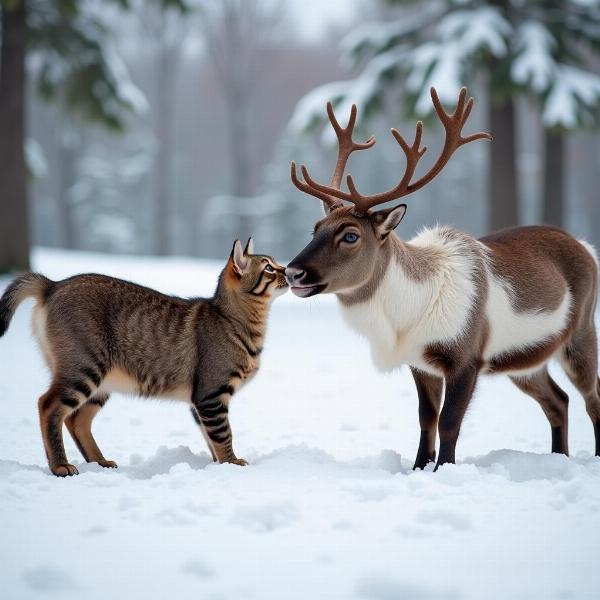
{"left": 190, "top": 406, "right": 217, "bottom": 462}
{"left": 191, "top": 385, "right": 247, "bottom": 466}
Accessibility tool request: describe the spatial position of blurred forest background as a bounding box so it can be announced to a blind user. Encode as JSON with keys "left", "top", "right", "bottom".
{"left": 1, "top": 0, "right": 599, "bottom": 272}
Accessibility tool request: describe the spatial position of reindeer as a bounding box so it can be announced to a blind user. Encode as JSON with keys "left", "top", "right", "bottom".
{"left": 285, "top": 87, "right": 600, "bottom": 470}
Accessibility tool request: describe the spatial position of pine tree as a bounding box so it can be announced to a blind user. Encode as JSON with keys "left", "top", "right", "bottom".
{"left": 291, "top": 0, "right": 600, "bottom": 232}
{"left": 0, "top": 0, "right": 190, "bottom": 272}
{"left": 511, "top": 0, "right": 600, "bottom": 227}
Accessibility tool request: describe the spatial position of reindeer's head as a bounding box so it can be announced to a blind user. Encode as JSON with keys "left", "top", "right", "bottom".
{"left": 286, "top": 87, "right": 491, "bottom": 298}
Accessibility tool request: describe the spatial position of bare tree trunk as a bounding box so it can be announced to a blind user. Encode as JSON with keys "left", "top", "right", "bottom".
{"left": 227, "top": 88, "right": 254, "bottom": 241}
{"left": 152, "top": 32, "right": 176, "bottom": 256}
{"left": 56, "top": 127, "right": 79, "bottom": 249}
{"left": 488, "top": 95, "right": 519, "bottom": 232}
{"left": 201, "top": 0, "right": 282, "bottom": 243}
{"left": 0, "top": 1, "right": 30, "bottom": 272}
{"left": 542, "top": 129, "right": 564, "bottom": 228}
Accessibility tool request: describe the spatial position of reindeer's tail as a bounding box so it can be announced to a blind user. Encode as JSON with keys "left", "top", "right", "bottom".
{"left": 0, "top": 273, "right": 52, "bottom": 337}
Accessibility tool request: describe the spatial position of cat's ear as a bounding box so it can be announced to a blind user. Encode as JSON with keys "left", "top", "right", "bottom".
{"left": 244, "top": 237, "right": 254, "bottom": 256}
{"left": 230, "top": 239, "right": 249, "bottom": 277}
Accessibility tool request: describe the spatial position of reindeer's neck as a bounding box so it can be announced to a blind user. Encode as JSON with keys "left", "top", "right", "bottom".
{"left": 336, "top": 232, "right": 443, "bottom": 321}
{"left": 336, "top": 227, "right": 481, "bottom": 370}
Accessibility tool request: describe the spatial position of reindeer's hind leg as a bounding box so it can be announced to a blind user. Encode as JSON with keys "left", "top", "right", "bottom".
{"left": 510, "top": 368, "right": 570, "bottom": 455}
{"left": 65, "top": 394, "right": 116, "bottom": 468}
{"left": 560, "top": 322, "right": 600, "bottom": 456}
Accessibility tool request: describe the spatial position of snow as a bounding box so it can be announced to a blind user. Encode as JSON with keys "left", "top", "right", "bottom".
{"left": 101, "top": 41, "right": 149, "bottom": 116}
{"left": 293, "top": 5, "right": 513, "bottom": 126}
{"left": 1, "top": 248, "right": 599, "bottom": 600}
{"left": 510, "top": 20, "right": 600, "bottom": 128}
{"left": 340, "top": 2, "right": 445, "bottom": 67}
{"left": 407, "top": 7, "right": 510, "bottom": 115}
{"left": 288, "top": 48, "right": 404, "bottom": 145}
{"left": 406, "top": 42, "right": 463, "bottom": 114}
{"left": 512, "top": 21, "right": 556, "bottom": 93}
{"left": 543, "top": 64, "right": 600, "bottom": 128}
{"left": 438, "top": 8, "right": 510, "bottom": 59}
{"left": 288, "top": 80, "right": 353, "bottom": 136}
{"left": 297, "top": 2, "right": 600, "bottom": 133}
{"left": 25, "top": 138, "right": 49, "bottom": 179}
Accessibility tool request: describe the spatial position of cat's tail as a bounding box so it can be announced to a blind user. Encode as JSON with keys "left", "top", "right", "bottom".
{"left": 0, "top": 273, "right": 52, "bottom": 337}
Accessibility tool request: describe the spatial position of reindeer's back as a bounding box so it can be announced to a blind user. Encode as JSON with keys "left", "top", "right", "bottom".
{"left": 480, "top": 225, "right": 598, "bottom": 331}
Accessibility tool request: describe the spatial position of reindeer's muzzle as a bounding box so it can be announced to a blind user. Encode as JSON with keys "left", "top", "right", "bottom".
{"left": 285, "top": 264, "right": 326, "bottom": 298}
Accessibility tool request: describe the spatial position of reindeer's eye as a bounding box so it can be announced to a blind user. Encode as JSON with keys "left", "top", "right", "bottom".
{"left": 264, "top": 264, "right": 275, "bottom": 273}
{"left": 343, "top": 232, "right": 359, "bottom": 244}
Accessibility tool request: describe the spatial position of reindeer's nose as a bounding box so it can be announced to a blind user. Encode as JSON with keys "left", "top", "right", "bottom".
{"left": 285, "top": 266, "right": 306, "bottom": 285}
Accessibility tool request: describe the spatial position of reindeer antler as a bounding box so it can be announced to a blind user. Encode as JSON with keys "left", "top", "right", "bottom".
{"left": 292, "top": 87, "right": 492, "bottom": 217}
{"left": 290, "top": 101, "right": 375, "bottom": 213}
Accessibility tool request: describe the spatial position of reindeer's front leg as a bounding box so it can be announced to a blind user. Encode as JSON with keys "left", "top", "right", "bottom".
{"left": 191, "top": 385, "right": 247, "bottom": 466}
{"left": 411, "top": 368, "right": 443, "bottom": 470}
{"left": 436, "top": 365, "right": 478, "bottom": 470}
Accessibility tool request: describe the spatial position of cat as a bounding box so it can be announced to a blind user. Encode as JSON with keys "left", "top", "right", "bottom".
{"left": 0, "top": 238, "right": 288, "bottom": 476}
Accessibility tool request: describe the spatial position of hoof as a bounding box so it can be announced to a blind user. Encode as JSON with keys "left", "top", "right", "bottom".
{"left": 52, "top": 464, "right": 79, "bottom": 477}
{"left": 413, "top": 452, "right": 436, "bottom": 471}
{"left": 98, "top": 460, "right": 118, "bottom": 469}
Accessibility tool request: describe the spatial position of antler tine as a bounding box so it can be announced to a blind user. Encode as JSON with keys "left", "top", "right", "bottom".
{"left": 292, "top": 101, "right": 376, "bottom": 213}
{"left": 346, "top": 121, "right": 428, "bottom": 215}
{"left": 290, "top": 162, "right": 342, "bottom": 211}
{"left": 401, "top": 86, "right": 491, "bottom": 195}
{"left": 299, "top": 118, "right": 429, "bottom": 215}
{"left": 460, "top": 96, "right": 474, "bottom": 128}
{"left": 452, "top": 86, "right": 467, "bottom": 119}
{"left": 326, "top": 101, "right": 344, "bottom": 134}
{"left": 327, "top": 102, "right": 376, "bottom": 189}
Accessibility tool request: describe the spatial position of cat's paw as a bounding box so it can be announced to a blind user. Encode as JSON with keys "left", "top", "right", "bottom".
{"left": 98, "top": 459, "right": 118, "bottom": 469}
{"left": 51, "top": 463, "right": 79, "bottom": 477}
{"left": 231, "top": 458, "right": 248, "bottom": 466}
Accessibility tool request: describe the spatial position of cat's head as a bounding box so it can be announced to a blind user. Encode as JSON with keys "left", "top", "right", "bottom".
{"left": 226, "top": 238, "right": 288, "bottom": 300}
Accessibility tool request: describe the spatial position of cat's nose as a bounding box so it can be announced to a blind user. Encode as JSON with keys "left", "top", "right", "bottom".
{"left": 285, "top": 266, "right": 306, "bottom": 285}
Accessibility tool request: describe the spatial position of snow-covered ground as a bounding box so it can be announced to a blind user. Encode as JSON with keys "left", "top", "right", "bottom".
{"left": 1, "top": 248, "right": 599, "bottom": 600}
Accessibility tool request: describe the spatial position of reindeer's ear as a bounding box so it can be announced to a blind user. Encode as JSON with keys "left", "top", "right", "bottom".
{"left": 244, "top": 237, "right": 254, "bottom": 255}
{"left": 230, "top": 239, "right": 249, "bottom": 276}
{"left": 372, "top": 204, "right": 407, "bottom": 239}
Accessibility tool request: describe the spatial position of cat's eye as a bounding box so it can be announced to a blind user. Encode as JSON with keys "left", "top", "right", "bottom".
{"left": 264, "top": 264, "right": 275, "bottom": 273}
{"left": 343, "top": 232, "right": 359, "bottom": 244}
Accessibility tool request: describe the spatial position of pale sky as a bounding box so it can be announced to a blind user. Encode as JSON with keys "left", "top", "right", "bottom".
{"left": 286, "top": 0, "right": 359, "bottom": 42}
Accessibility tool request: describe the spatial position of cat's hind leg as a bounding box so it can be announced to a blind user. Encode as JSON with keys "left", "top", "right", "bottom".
{"left": 65, "top": 393, "right": 117, "bottom": 468}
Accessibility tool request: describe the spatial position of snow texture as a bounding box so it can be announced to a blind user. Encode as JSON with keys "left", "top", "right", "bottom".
{"left": 1, "top": 248, "right": 599, "bottom": 600}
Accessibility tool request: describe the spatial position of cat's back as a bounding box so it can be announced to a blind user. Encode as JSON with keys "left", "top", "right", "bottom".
{"left": 48, "top": 273, "right": 191, "bottom": 312}
{"left": 41, "top": 273, "right": 199, "bottom": 367}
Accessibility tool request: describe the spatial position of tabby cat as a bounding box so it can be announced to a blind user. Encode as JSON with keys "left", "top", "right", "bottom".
{"left": 0, "top": 238, "right": 288, "bottom": 476}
